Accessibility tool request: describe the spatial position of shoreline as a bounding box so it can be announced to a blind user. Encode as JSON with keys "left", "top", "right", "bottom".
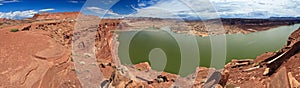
{"left": 1, "top": 12, "right": 300, "bottom": 87}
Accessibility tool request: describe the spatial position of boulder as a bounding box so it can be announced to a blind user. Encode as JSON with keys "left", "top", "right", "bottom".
{"left": 268, "top": 67, "right": 290, "bottom": 88}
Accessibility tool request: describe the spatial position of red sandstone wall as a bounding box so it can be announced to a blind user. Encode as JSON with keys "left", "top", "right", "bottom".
{"left": 33, "top": 12, "right": 82, "bottom": 20}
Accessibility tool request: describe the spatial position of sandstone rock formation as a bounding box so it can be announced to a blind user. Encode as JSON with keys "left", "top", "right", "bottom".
{"left": 0, "top": 25, "right": 80, "bottom": 88}
{"left": 221, "top": 27, "right": 300, "bottom": 88}
{"left": 32, "top": 12, "right": 82, "bottom": 20}
{"left": 1, "top": 12, "right": 300, "bottom": 88}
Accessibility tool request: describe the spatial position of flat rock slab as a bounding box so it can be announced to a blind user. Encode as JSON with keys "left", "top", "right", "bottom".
{"left": 0, "top": 29, "right": 72, "bottom": 87}
{"left": 268, "top": 67, "right": 290, "bottom": 88}
{"left": 0, "top": 30, "right": 52, "bottom": 87}
{"left": 34, "top": 40, "right": 65, "bottom": 60}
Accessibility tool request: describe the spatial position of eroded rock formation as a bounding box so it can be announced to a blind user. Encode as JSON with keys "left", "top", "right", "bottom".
{"left": 1, "top": 12, "right": 300, "bottom": 88}
{"left": 221, "top": 27, "right": 300, "bottom": 88}
{"left": 32, "top": 12, "right": 82, "bottom": 20}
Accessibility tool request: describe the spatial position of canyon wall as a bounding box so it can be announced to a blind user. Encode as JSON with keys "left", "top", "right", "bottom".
{"left": 32, "top": 12, "right": 82, "bottom": 20}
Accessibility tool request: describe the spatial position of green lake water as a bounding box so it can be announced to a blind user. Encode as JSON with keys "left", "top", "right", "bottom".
{"left": 117, "top": 24, "right": 300, "bottom": 76}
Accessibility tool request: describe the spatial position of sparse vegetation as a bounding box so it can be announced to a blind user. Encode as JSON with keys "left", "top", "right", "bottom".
{"left": 84, "top": 53, "right": 92, "bottom": 58}
{"left": 10, "top": 28, "right": 19, "bottom": 32}
{"left": 137, "top": 68, "right": 142, "bottom": 71}
{"left": 70, "top": 57, "right": 74, "bottom": 62}
{"left": 225, "top": 83, "right": 237, "bottom": 88}
{"left": 71, "top": 68, "right": 76, "bottom": 71}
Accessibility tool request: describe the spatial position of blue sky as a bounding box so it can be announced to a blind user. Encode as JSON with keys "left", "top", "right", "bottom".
{"left": 0, "top": 0, "right": 85, "bottom": 12}
{"left": 1, "top": 0, "right": 300, "bottom": 19}
{"left": 0, "top": 0, "right": 86, "bottom": 19}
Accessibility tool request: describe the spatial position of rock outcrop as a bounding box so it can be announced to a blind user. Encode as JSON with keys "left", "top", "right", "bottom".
{"left": 0, "top": 26, "right": 80, "bottom": 88}
{"left": 32, "top": 12, "right": 82, "bottom": 20}
{"left": 2, "top": 12, "right": 300, "bottom": 88}
{"left": 221, "top": 27, "right": 300, "bottom": 88}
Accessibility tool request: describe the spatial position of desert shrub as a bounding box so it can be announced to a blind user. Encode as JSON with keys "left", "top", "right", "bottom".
{"left": 10, "top": 28, "right": 19, "bottom": 32}
{"left": 225, "top": 83, "right": 237, "bottom": 88}
{"left": 70, "top": 57, "right": 74, "bottom": 62}
{"left": 137, "top": 68, "right": 142, "bottom": 71}
{"left": 71, "top": 68, "right": 76, "bottom": 71}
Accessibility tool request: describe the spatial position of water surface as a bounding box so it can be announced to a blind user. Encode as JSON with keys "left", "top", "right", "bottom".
{"left": 117, "top": 24, "right": 300, "bottom": 76}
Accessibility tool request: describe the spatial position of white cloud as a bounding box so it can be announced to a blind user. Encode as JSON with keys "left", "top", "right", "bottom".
{"left": 86, "top": 6, "right": 121, "bottom": 17}
{"left": 129, "top": 0, "right": 218, "bottom": 19}
{"left": 82, "top": 0, "right": 220, "bottom": 19}
{"left": 0, "top": 0, "right": 19, "bottom": 5}
{"left": 138, "top": 3, "right": 146, "bottom": 7}
{"left": 68, "top": 0, "right": 79, "bottom": 3}
{"left": 82, "top": 0, "right": 300, "bottom": 19}
{"left": 137, "top": 0, "right": 158, "bottom": 7}
{"left": 130, "top": 0, "right": 300, "bottom": 19}
{"left": 129, "top": 0, "right": 183, "bottom": 18}
{"left": 0, "top": 8, "right": 56, "bottom": 19}
{"left": 0, "top": 10, "right": 38, "bottom": 19}
{"left": 39, "top": 8, "right": 55, "bottom": 12}
{"left": 210, "top": 0, "right": 300, "bottom": 18}
{"left": 2, "top": 0, "right": 19, "bottom": 3}
{"left": 131, "top": 7, "right": 178, "bottom": 18}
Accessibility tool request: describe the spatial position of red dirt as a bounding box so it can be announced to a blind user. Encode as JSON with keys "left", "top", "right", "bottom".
{"left": 0, "top": 26, "right": 80, "bottom": 87}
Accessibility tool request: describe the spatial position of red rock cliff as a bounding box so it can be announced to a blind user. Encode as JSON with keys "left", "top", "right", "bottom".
{"left": 32, "top": 12, "right": 82, "bottom": 20}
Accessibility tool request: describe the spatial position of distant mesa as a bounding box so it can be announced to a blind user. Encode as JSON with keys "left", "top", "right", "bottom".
{"left": 32, "top": 12, "right": 82, "bottom": 20}
{"left": 0, "top": 18, "right": 8, "bottom": 21}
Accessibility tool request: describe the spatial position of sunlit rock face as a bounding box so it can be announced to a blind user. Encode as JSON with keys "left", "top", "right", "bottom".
{"left": 32, "top": 12, "right": 82, "bottom": 20}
